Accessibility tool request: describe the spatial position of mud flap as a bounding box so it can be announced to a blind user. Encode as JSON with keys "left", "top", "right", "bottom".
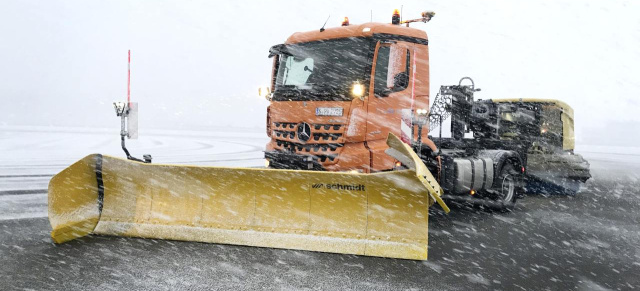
{"left": 48, "top": 134, "right": 448, "bottom": 260}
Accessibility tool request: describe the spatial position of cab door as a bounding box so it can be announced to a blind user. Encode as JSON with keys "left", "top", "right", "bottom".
{"left": 366, "top": 41, "right": 414, "bottom": 171}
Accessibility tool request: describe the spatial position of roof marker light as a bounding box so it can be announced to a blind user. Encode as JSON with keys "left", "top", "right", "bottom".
{"left": 342, "top": 17, "right": 349, "bottom": 26}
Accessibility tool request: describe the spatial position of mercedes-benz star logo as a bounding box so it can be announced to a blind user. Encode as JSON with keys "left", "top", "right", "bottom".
{"left": 297, "top": 122, "right": 311, "bottom": 143}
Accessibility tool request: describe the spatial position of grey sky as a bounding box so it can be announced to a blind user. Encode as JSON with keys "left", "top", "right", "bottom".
{"left": 1, "top": 0, "right": 639, "bottom": 146}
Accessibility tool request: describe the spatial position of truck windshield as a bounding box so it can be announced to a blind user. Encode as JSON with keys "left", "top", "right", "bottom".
{"left": 272, "top": 38, "right": 371, "bottom": 101}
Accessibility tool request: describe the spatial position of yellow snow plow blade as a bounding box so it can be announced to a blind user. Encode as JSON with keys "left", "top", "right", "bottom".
{"left": 49, "top": 133, "right": 448, "bottom": 260}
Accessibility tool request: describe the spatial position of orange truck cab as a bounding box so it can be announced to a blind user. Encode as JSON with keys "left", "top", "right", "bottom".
{"left": 262, "top": 13, "right": 577, "bottom": 208}
{"left": 264, "top": 22, "right": 433, "bottom": 173}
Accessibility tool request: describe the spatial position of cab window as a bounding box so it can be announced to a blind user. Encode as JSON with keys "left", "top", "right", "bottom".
{"left": 373, "top": 45, "right": 410, "bottom": 97}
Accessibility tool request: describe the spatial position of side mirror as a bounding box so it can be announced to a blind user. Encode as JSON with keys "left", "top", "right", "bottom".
{"left": 379, "top": 72, "right": 409, "bottom": 97}
{"left": 393, "top": 72, "right": 409, "bottom": 90}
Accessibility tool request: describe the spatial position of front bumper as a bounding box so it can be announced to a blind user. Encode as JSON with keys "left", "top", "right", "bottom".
{"left": 265, "top": 150, "right": 325, "bottom": 171}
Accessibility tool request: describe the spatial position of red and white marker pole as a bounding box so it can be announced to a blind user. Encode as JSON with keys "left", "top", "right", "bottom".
{"left": 127, "top": 50, "right": 131, "bottom": 107}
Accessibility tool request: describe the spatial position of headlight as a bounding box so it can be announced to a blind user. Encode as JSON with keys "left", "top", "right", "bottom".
{"left": 351, "top": 82, "right": 365, "bottom": 98}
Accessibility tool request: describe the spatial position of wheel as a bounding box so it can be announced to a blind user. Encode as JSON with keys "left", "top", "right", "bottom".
{"left": 487, "top": 163, "right": 521, "bottom": 209}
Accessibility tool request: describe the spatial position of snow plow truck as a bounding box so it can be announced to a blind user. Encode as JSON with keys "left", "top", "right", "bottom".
{"left": 48, "top": 10, "right": 589, "bottom": 260}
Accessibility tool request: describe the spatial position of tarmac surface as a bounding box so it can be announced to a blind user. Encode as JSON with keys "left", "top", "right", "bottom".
{"left": 1, "top": 126, "right": 639, "bottom": 290}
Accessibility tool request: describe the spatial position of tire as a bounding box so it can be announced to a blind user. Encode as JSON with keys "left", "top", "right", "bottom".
{"left": 488, "top": 163, "right": 521, "bottom": 209}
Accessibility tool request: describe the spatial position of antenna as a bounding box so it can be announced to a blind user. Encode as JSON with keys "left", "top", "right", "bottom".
{"left": 370, "top": 10, "right": 372, "bottom": 22}
{"left": 401, "top": 5, "right": 403, "bottom": 23}
{"left": 320, "top": 15, "right": 330, "bottom": 32}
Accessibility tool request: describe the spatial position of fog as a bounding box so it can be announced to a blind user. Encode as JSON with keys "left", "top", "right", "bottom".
{"left": 1, "top": 0, "right": 638, "bottom": 146}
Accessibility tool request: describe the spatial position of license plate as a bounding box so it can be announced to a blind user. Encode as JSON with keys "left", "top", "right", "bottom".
{"left": 315, "top": 107, "right": 343, "bottom": 116}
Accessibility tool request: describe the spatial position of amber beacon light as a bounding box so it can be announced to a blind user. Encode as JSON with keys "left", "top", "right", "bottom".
{"left": 392, "top": 9, "right": 401, "bottom": 25}
{"left": 341, "top": 17, "right": 350, "bottom": 26}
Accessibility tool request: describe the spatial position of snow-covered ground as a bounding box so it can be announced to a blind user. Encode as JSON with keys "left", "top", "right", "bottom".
{"left": 0, "top": 125, "right": 268, "bottom": 173}
{"left": 0, "top": 125, "right": 268, "bottom": 221}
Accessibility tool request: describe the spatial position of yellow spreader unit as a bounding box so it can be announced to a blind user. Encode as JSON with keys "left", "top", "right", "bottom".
{"left": 49, "top": 134, "right": 448, "bottom": 260}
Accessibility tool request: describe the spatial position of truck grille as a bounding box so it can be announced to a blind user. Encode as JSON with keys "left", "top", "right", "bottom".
{"left": 272, "top": 122, "right": 346, "bottom": 163}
